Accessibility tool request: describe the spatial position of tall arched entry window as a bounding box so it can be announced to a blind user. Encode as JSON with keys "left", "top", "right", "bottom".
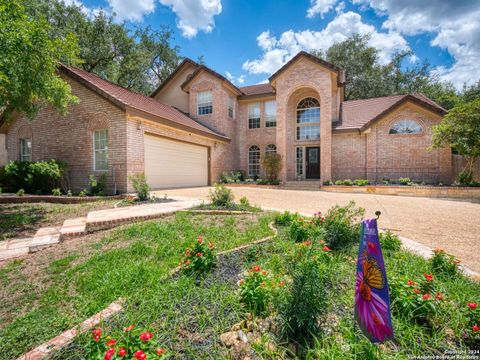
{"left": 296, "top": 97, "right": 320, "bottom": 141}
{"left": 248, "top": 145, "right": 260, "bottom": 177}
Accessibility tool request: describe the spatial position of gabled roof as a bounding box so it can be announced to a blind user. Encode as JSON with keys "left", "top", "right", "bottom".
{"left": 150, "top": 58, "right": 199, "bottom": 98}
{"left": 180, "top": 64, "right": 243, "bottom": 95}
{"left": 335, "top": 93, "right": 447, "bottom": 132}
{"left": 269, "top": 51, "right": 345, "bottom": 84}
{"left": 60, "top": 65, "right": 230, "bottom": 142}
{"left": 239, "top": 84, "right": 276, "bottom": 99}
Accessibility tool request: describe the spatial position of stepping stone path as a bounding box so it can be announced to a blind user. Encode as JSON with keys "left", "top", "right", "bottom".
{"left": 0, "top": 197, "right": 201, "bottom": 262}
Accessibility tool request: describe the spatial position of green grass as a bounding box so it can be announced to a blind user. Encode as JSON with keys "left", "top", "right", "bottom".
{"left": 0, "top": 212, "right": 274, "bottom": 359}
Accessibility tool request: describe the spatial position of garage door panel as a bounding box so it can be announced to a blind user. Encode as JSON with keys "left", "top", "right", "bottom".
{"left": 144, "top": 135, "right": 208, "bottom": 189}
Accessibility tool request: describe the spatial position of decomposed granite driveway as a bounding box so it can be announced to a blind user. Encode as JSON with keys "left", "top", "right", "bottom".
{"left": 155, "top": 186, "right": 480, "bottom": 273}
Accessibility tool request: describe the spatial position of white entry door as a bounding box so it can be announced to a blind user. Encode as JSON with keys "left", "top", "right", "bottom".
{"left": 144, "top": 134, "right": 208, "bottom": 189}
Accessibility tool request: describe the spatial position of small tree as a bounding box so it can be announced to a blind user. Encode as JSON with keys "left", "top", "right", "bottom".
{"left": 262, "top": 153, "right": 282, "bottom": 182}
{"left": 431, "top": 99, "right": 480, "bottom": 182}
{"left": 129, "top": 173, "right": 149, "bottom": 201}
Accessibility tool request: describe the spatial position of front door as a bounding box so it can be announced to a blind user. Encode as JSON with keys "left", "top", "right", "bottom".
{"left": 306, "top": 147, "right": 320, "bottom": 179}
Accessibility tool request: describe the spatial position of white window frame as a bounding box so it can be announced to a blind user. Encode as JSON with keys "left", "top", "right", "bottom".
{"left": 19, "top": 138, "right": 32, "bottom": 162}
{"left": 228, "top": 96, "right": 235, "bottom": 118}
{"left": 93, "top": 129, "right": 108, "bottom": 171}
{"left": 296, "top": 97, "right": 320, "bottom": 141}
{"left": 248, "top": 103, "right": 261, "bottom": 129}
{"left": 265, "top": 101, "right": 276, "bottom": 128}
{"left": 265, "top": 144, "right": 277, "bottom": 154}
{"left": 389, "top": 119, "right": 423, "bottom": 134}
{"left": 197, "top": 91, "right": 213, "bottom": 115}
{"left": 248, "top": 145, "right": 261, "bottom": 177}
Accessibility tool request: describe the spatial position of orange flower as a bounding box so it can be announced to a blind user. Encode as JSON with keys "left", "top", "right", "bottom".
{"left": 260, "top": 282, "right": 266, "bottom": 287}
{"left": 252, "top": 265, "right": 261, "bottom": 272}
{"left": 197, "top": 236, "right": 203, "bottom": 244}
{"left": 413, "top": 289, "right": 421, "bottom": 294}
{"left": 422, "top": 294, "right": 431, "bottom": 300}
{"left": 262, "top": 270, "right": 268, "bottom": 275}
{"left": 279, "top": 280, "right": 285, "bottom": 287}
{"left": 322, "top": 246, "right": 332, "bottom": 252}
{"left": 423, "top": 273, "right": 434, "bottom": 282}
{"left": 196, "top": 252, "right": 203, "bottom": 257}
{"left": 407, "top": 279, "right": 415, "bottom": 286}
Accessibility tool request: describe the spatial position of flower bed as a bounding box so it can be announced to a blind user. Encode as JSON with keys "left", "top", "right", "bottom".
{"left": 0, "top": 193, "right": 124, "bottom": 204}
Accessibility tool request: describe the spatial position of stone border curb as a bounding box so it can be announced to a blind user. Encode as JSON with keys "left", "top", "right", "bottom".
{"left": 16, "top": 299, "right": 124, "bottom": 360}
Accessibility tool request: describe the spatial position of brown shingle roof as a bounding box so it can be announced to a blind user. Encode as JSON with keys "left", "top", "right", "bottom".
{"left": 60, "top": 65, "right": 230, "bottom": 142}
{"left": 239, "top": 84, "right": 276, "bottom": 97}
{"left": 336, "top": 94, "right": 447, "bottom": 131}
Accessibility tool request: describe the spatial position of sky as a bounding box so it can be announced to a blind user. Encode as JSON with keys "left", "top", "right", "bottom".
{"left": 72, "top": 0, "right": 480, "bottom": 90}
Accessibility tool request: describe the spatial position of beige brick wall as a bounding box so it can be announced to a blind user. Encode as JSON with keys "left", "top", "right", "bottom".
{"left": 5, "top": 76, "right": 128, "bottom": 193}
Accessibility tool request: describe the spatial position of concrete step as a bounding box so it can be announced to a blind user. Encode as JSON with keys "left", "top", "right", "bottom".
{"left": 60, "top": 217, "right": 87, "bottom": 239}
{"left": 284, "top": 181, "right": 321, "bottom": 190}
{"left": 30, "top": 227, "right": 61, "bottom": 252}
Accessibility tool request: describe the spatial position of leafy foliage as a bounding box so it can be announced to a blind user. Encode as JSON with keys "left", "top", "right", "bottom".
{"left": 209, "top": 183, "right": 234, "bottom": 207}
{"left": 430, "top": 249, "right": 460, "bottom": 277}
{"left": 88, "top": 174, "right": 107, "bottom": 196}
{"left": 274, "top": 211, "right": 300, "bottom": 226}
{"left": 129, "top": 173, "right": 150, "bottom": 201}
{"left": 353, "top": 179, "right": 369, "bottom": 186}
{"left": 219, "top": 170, "right": 244, "bottom": 183}
{"left": 238, "top": 265, "right": 272, "bottom": 316}
{"left": 322, "top": 201, "right": 364, "bottom": 249}
{"left": 399, "top": 177, "right": 411, "bottom": 185}
{"left": 379, "top": 230, "right": 402, "bottom": 253}
{"left": 180, "top": 235, "right": 216, "bottom": 276}
{"left": 0, "top": 0, "right": 79, "bottom": 121}
{"left": 261, "top": 153, "right": 283, "bottom": 182}
{"left": 289, "top": 219, "right": 310, "bottom": 243}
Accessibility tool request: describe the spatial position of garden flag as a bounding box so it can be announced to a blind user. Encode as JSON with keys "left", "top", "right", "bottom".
{"left": 354, "top": 218, "right": 394, "bottom": 343}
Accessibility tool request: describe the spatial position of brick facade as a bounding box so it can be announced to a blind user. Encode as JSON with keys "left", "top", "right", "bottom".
{"left": 1, "top": 53, "right": 455, "bottom": 193}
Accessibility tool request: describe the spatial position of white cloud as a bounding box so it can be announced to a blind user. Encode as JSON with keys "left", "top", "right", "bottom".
{"left": 159, "top": 0, "right": 222, "bottom": 38}
{"left": 307, "top": 0, "right": 338, "bottom": 18}
{"left": 243, "top": 11, "right": 409, "bottom": 75}
{"left": 237, "top": 75, "right": 245, "bottom": 84}
{"left": 107, "top": 0, "right": 155, "bottom": 21}
{"left": 225, "top": 71, "right": 246, "bottom": 85}
{"left": 353, "top": 0, "right": 480, "bottom": 88}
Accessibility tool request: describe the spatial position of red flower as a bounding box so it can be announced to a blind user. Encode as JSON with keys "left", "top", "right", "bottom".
{"left": 106, "top": 339, "right": 116, "bottom": 347}
{"left": 139, "top": 331, "right": 153, "bottom": 341}
{"left": 422, "top": 294, "right": 431, "bottom": 300}
{"left": 156, "top": 348, "right": 166, "bottom": 356}
{"left": 252, "top": 265, "right": 261, "bottom": 272}
{"left": 435, "top": 295, "right": 443, "bottom": 300}
{"left": 185, "top": 249, "right": 191, "bottom": 256}
{"left": 322, "top": 246, "right": 332, "bottom": 252}
{"left": 302, "top": 241, "right": 312, "bottom": 246}
{"left": 260, "top": 282, "right": 266, "bottom": 287}
{"left": 279, "top": 280, "right": 285, "bottom": 287}
{"left": 407, "top": 279, "right": 415, "bottom": 286}
{"left": 197, "top": 236, "right": 203, "bottom": 243}
{"left": 134, "top": 350, "right": 147, "bottom": 360}
{"left": 472, "top": 325, "right": 480, "bottom": 332}
{"left": 104, "top": 348, "right": 115, "bottom": 360}
{"left": 468, "top": 302, "right": 478, "bottom": 309}
{"left": 196, "top": 252, "right": 203, "bottom": 257}
{"left": 262, "top": 270, "right": 268, "bottom": 275}
{"left": 184, "top": 260, "right": 190, "bottom": 265}
{"left": 413, "top": 289, "right": 421, "bottom": 294}
{"left": 423, "top": 273, "right": 434, "bottom": 282}
{"left": 118, "top": 348, "right": 127, "bottom": 357}
{"left": 92, "top": 328, "right": 101, "bottom": 341}
{"left": 125, "top": 324, "right": 135, "bottom": 332}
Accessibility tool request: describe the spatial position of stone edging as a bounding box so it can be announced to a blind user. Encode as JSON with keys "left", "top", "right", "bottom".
{"left": 15, "top": 222, "right": 278, "bottom": 360}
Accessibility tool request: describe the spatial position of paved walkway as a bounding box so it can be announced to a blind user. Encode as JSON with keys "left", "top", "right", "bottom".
{"left": 0, "top": 197, "right": 200, "bottom": 261}
{"left": 156, "top": 187, "right": 480, "bottom": 273}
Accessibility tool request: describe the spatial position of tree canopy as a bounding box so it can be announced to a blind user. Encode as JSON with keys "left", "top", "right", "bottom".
{"left": 0, "top": 0, "right": 79, "bottom": 121}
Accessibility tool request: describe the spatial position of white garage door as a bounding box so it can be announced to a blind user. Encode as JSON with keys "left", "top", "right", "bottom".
{"left": 144, "top": 134, "right": 208, "bottom": 189}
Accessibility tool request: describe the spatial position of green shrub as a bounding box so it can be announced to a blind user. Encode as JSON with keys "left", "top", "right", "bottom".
{"left": 219, "top": 170, "right": 244, "bottom": 183}
{"left": 129, "top": 173, "right": 149, "bottom": 201}
{"left": 238, "top": 264, "right": 272, "bottom": 316}
{"left": 380, "top": 230, "right": 402, "bottom": 253}
{"left": 88, "top": 174, "right": 107, "bottom": 196}
{"left": 430, "top": 249, "right": 460, "bottom": 277}
{"left": 323, "top": 180, "right": 333, "bottom": 186}
{"left": 458, "top": 170, "right": 474, "bottom": 185}
{"left": 289, "top": 219, "right": 310, "bottom": 243}
{"left": 256, "top": 179, "right": 269, "bottom": 185}
{"left": 278, "top": 249, "right": 330, "bottom": 344}
{"left": 342, "top": 179, "right": 353, "bottom": 186}
{"left": 2, "top": 160, "right": 67, "bottom": 194}
{"left": 239, "top": 196, "right": 250, "bottom": 208}
{"left": 16, "top": 189, "right": 25, "bottom": 196}
{"left": 469, "top": 180, "right": 480, "bottom": 187}
{"left": 270, "top": 178, "right": 280, "bottom": 185}
{"left": 78, "top": 189, "right": 88, "bottom": 197}
{"left": 399, "top": 177, "right": 411, "bottom": 185}
{"left": 353, "top": 179, "right": 369, "bottom": 186}
{"left": 323, "top": 201, "right": 364, "bottom": 250}
{"left": 334, "top": 180, "right": 344, "bottom": 185}
{"left": 66, "top": 190, "right": 72, "bottom": 197}
{"left": 209, "top": 183, "right": 234, "bottom": 207}
{"left": 180, "top": 236, "right": 216, "bottom": 276}
{"left": 262, "top": 153, "right": 283, "bottom": 182}
{"left": 51, "top": 188, "right": 62, "bottom": 196}
{"left": 274, "top": 211, "right": 299, "bottom": 226}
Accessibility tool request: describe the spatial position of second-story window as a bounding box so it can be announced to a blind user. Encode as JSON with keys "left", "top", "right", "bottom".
{"left": 228, "top": 96, "right": 235, "bottom": 118}
{"left": 248, "top": 103, "right": 261, "bottom": 129}
{"left": 197, "top": 91, "right": 212, "bottom": 115}
{"left": 265, "top": 101, "right": 276, "bottom": 128}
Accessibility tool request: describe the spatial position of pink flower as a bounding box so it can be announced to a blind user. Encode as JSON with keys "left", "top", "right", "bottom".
{"left": 197, "top": 236, "right": 203, "bottom": 243}
{"left": 422, "top": 294, "right": 431, "bottom": 300}
{"left": 423, "top": 273, "right": 434, "bottom": 282}
{"left": 435, "top": 295, "right": 443, "bottom": 300}
{"left": 322, "top": 246, "right": 332, "bottom": 252}
{"left": 139, "top": 331, "right": 153, "bottom": 341}
{"left": 196, "top": 252, "right": 203, "bottom": 257}
{"left": 106, "top": 339, "right": 116, "bottom": 347}
{"left": 104, "top": 348, "right": 115, "bottom": 360}
{"left": 472, "top": 325, "right": 480, "bottom": 332}
{"left": 468, "top": 303, "right": 478, "bottom": 309}
{"left": 134, "top": 350, "right": 147, "bottom": 360}
{"left": 92, "top": 328, "right": 101, "bottom": 341}
{"left": 118, "top": 348, "right": 127, "bottom": 357}
{"left": 252, "top": 265, "right": 261, "bottom": 272}
{"left": 156, "top": 348, "right": 166, "bottom": 356}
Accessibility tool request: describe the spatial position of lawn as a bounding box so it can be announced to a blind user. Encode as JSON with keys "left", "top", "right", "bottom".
{"left": 0, "top": 200, "right": 119, "bottom": 240}
{"left": 0, "top": 212, "right": 274, "bottom": 359}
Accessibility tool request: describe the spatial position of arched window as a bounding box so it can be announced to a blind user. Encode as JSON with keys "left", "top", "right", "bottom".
{"left": 248, "top": 145, "right": 260, "bottom": 177}
{"left": 389, "top": 120, "right": 422, "bottom": 134}
{"left": 265, "top": 144, "right": 277, "bottom": 154}
{"left": 296, "top": 97, "right": 320, "bottom": 140}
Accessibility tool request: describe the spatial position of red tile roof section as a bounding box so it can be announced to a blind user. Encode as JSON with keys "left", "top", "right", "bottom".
{"left": 336, "top": 94, "right": 446, "bottom": 131}
{"left": 60, "top": 65, "right": 230, "bottom": 142}
{"left": 239, "top": 84, "right": 276, "bottom": 96}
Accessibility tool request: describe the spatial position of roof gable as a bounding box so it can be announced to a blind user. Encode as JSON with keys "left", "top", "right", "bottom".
{"left": 269, "top": 51, "right": 345, "bottom": 85}
{"left": 180, "top": 65, "right": 243, "bottom": 95}
{"left": 150, "top": 58, "right": 199, "bottom": 98}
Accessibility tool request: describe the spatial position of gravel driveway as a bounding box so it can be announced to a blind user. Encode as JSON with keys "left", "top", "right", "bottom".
{"left": 155, "top": 186, "right": 480, "bottom": 273}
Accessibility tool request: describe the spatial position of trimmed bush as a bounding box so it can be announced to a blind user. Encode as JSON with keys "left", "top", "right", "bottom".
{"left": 51, "top": 188, "right": 62, "bottom": 196}
{"left": 129, "top": 173, "right": 149, "bottom": 201}
{"left": 334, "top": 180, "right": 344, "bottom": 185}
{"left": 342, "top": 179, "right": 353, "bottom": 186}
{"left": 209, "top": 183, "right": 234, "bottom": 207}
{"left": 353, "top": 179, "right": 369, "bottom": 186}
{"left": 2, "top": 160, "right": 67, "bottom": 194}
{"left": 323, "top": 180, "right": 333, "bottom": 185}
{"left": 399, "top": 177, "right": 411, "bottom": 185}
{"left": 219, "top": 170, "right": 244, "bottom": 183}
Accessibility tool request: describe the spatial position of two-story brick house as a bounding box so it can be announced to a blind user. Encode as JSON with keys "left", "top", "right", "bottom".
{"left": 0, "top": 51, "right": 451, "bottom": 193}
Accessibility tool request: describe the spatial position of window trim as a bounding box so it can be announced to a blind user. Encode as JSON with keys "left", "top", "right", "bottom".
{"left": 93, "top": 129, "right": 109, "bottom": 172}
{"left": 248, "top": 145, "right": 261, "bottom": 177}
{"left": 19, "top": 138, "right": 32, "bottom": 162}
{"left": 296, "top": 97, "right": 321, "bottom": 141}
{"left": 248, "top": 102, "right": 261, "bottom": 129}
{"left": 228, "top": 95, "right": 235, "bottom": 119}
{"left": 197, "top": 91, "right": 213, "bottom": 115}
{"left": 265, "top": 100, "right": 276, "bottom": 128}
{"left": 388, "top": 119, "right": 423, "bottom": 135}
{"left": 265, "top": 144, "right": 277, "bottom": 154}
